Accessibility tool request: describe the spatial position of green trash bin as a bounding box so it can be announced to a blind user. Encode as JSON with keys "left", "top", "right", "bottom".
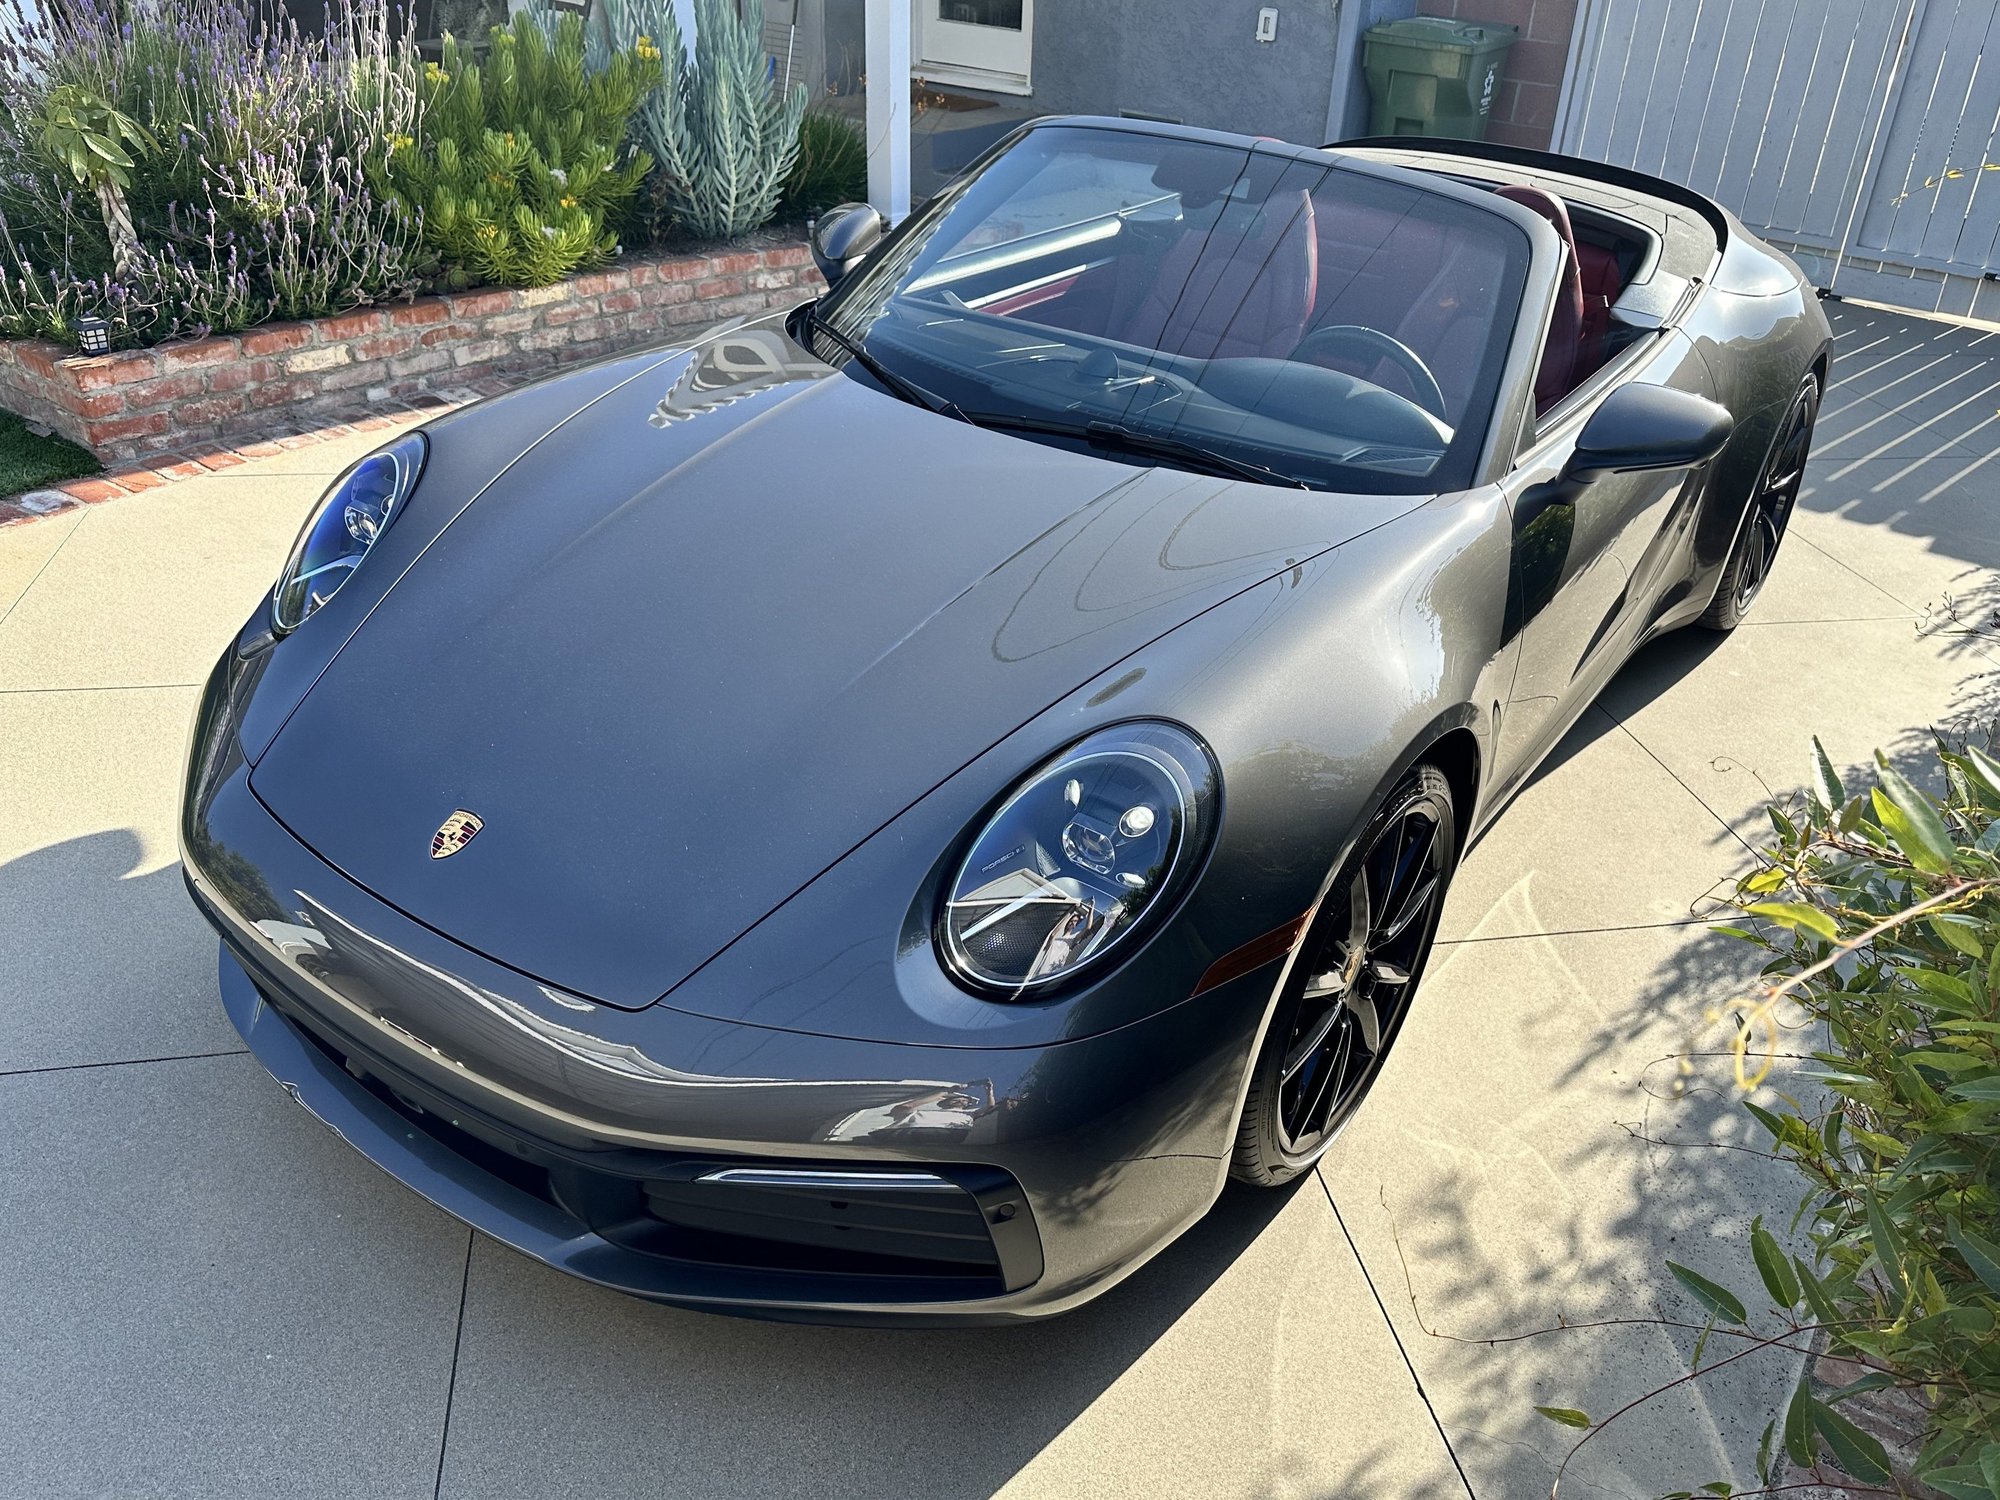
{"left": 1362, "top": 16, "right": 1519, "bottom": 140}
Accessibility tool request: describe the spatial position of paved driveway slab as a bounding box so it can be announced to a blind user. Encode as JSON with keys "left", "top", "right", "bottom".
{"left": 0, "top": 1053, "right": 467, "bottom": 1500}
{"left": 437, "top": 1180, "right": 1465, "bottom": 1500}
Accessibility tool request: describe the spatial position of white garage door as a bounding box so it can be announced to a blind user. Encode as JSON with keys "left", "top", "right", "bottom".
{"left": 1556, "top": 0, "right": 2000, "bottom": 318}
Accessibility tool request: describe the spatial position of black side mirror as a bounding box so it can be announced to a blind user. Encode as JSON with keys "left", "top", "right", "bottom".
{"left": 1563, "top": 383, "right": 1733, "bottom": 485}
{"left": 810, "top": 202, "right": 885, "bottom": 288}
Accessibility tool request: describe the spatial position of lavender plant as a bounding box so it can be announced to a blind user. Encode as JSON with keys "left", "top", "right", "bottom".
{"left": 0, "top": 0, "right": 423, "bottom": 349}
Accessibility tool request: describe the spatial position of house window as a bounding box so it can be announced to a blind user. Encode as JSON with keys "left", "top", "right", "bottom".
{"left": 916, "top": 0, "right": 1033, "bottom": 94}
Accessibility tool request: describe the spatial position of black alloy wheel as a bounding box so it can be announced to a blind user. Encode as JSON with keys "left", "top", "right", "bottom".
{"left": 1232, "top": 765, "right": 1457, "bottom": 1185}
{"left": 1703, "top": 373, "right": 1820, "bottom": 630}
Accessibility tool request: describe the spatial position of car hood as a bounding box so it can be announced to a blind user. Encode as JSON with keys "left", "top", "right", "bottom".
{"left": 251, "top": 318, "right": 1427, "bottom": 1007}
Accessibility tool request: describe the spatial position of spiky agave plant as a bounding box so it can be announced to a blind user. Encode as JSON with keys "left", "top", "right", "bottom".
{"left": 604, "top": 0, "right": 807, "bottom": 241}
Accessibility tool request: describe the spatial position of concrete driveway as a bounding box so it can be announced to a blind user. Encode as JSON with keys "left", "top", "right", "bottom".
{"left": 3, "top": 300, "right": 1995, "bottom": 1499}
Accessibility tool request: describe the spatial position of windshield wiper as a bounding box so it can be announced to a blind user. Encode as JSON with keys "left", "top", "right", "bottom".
{"left": 801, "top": 307, "right": 970, "bottom": 423}
{"left": 963, "top": 413, "right": 1310, "bottom": 489}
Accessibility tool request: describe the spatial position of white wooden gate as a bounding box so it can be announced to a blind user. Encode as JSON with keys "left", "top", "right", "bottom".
{"left": 1555, "top": 0, "right": 2000, "bottom": 319}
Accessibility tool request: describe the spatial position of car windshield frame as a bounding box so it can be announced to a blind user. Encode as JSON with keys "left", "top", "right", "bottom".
{"left": 812, "top": 122, "right": 1535, "bottom": 496}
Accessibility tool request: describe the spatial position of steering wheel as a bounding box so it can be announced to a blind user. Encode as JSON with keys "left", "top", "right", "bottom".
{"left": 1290, "top": 325, "right": 1449, "bottom": 422}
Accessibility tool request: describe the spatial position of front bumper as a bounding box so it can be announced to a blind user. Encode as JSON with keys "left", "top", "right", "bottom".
{"left": 183, "top": 666, "right": 1270, "bottom": 1323}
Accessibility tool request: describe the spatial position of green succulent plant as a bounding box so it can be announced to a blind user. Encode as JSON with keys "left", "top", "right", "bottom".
{"left": 380, "top": 11, "right": 659, "bottom": 288}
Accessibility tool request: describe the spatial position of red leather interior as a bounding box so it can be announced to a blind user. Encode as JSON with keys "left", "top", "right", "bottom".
{"left": 1494, "top": 183, "right": 1585, "bottom": 412}
{"left": 1574, "top": 240, "right": 1622, "bottom": 375}
{"left": 1123, "top": 190, "right": 1318, "bottom": 361}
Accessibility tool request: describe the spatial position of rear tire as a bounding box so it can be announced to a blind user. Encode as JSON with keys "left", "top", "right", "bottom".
{"left": 1231, "top": 765, "right": 1457, "bottom": 1186}
{"left": 1701, "top": 373, "right": 1820, "bottom": 631}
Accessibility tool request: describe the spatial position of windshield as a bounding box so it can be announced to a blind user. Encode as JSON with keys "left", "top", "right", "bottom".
{"left": 813, "top": 125, "right": 1531, "bottom": 495}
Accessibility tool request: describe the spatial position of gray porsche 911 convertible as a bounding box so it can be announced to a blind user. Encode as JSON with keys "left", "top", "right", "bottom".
{"left": 182, "top": 117, "right": 1828, "bottom": 1323}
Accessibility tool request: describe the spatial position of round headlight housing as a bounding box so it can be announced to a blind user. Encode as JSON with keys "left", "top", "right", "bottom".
{"left": 939, "top": 723, "right": 1219, "bottom": 998}
{"left": 272, "top": 431, "right": 426, "bottom": 634}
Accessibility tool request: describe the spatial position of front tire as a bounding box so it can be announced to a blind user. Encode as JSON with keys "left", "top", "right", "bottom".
{"left": 1231, "top": 765, "right": 1457, "bottom": 1186}
{"left": 1700, "top": 372, "right": 1820, "bottom": 631}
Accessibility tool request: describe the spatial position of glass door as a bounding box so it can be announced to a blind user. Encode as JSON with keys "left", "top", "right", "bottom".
{"left": 915, "top": 0, "right": 1033, "bottom": 95}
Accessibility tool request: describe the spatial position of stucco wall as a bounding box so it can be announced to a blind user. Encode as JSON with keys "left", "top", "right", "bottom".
{"left": 1017, "top": 0, "right": 1340, "bottom": 144}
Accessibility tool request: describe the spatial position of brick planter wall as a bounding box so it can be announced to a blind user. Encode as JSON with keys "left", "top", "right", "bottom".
{"left": 0, "top": 242, "right": 816, "bottom": 465}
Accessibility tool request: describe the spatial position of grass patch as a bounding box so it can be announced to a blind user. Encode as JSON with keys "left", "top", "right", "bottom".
{"left": 0, "top": 409, "right": 99, "bottom": 498}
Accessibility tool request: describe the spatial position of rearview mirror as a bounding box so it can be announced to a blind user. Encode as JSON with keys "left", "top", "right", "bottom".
{"left": 1563, "top": 384, "right": 1733, "bottom": 485}
{"left": 810, "top": 202, "right": 885, "bottom": 288}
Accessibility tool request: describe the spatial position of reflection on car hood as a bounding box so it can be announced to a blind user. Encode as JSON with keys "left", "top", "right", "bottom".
{"left": 251, "top": 318, "right": 1427, "bottom": 1007}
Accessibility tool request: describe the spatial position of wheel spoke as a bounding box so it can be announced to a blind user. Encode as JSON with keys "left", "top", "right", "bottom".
{"left": 1346, "top": 866, "right": 1371, "bottom": 954}
{"left": 1343, "top": 984, "right": 1384, "bottom": 1055}
{"left": 1377, "top": 869, "right": 1439, "bottom": 944}
{"left": 1280, "top": 1004, "right": 1342, "bottom": 1083}
{"left": 1375, "top": 817, "right": 1438, "bottom": 936}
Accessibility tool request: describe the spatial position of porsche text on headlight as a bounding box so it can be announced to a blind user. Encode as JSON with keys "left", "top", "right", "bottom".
{"left": 940, "top": 723, "right": 1218, "bottom": 996}
{"left": 272, "top": 432, "right": 426, "bottom": 634}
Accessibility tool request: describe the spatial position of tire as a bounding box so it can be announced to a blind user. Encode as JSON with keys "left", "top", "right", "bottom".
{"left": 1231, "top": 764, "right": 1458, "bottom": 1186}
{"left": 1700, "top": 373, "right": 1821, "bottom": 631}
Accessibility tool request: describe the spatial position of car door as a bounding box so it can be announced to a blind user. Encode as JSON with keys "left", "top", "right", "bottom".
{"left": 1491, "top": 330, "right": 1719, "bottom": 787}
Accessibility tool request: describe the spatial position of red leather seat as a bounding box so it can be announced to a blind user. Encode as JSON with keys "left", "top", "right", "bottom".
{"left": 1574, "top": 240, "right": 1622, "bottom": 375}
{"left": 1495, "top": 184, "right": 1585, "bottom": 412}
{"left": 1124, "top": 190, "right": 1318, "bottom": 362}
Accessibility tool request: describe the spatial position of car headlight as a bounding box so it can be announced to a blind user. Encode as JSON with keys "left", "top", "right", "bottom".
{"left": 271, "top": 432, "right": 426, "bottom": 634}
{"left": 939, "top": 723, "right": 1219, "bottom": 998}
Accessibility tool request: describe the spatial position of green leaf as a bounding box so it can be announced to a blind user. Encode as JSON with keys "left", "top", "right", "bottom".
{"left": 1701, "top": 1486, "right": 1734, "bottom": 1496}
{"left": 1949, "top": 1076, "right": 2000, "bottom": 1102}
{"left": 1867, "top": 1189, "right": 1907, "bottom": 1294}
{"left": 1751, "top": 1217, "right": 1802, "bottom": 1308}
{"left": 1964, "top": 743, "right": 2000, "bottom": 804}
{"left": 1814, "top": 1401, "right": 1894, "bottom": 1483}
{"left": 1920, "top": 1465, "right": 2000, "bottom": 1500}
{"left": 1798, "top": 1258, "right": 1845, "bottom": 1329}
{"left": 1934, "top": 915, "right": 1987, "bottom": 959}
{"left": 1812, "top": 737, "right": 1847, "bottom": 811}
{"left": 1783, "top": 1368, "right": 1817, "bottom": 1467}
{"left": 1756, "top": 1418, "right": 1776, "bottom": 1484}
{"left": 1535, "top": 1405, "right": 1591, "bottom": 1429}
{"left": 1667, "top": 1261, "right": 1748, "bottom": 1325}
{"left": 1826, "top": 1370, "right": 1896, "bottom": 1403}
{"left": 1748, "top": 900, "right": 1841, "bottom": 943}
{"left": 1743, "top": 866, "right": 1789, "bottom": 894}
{"left": 1875, "top": 763, "right": 1955, "bottom": 873}
{"left": 1948, "top": 1216, "right": 2000, "bottom": 1296}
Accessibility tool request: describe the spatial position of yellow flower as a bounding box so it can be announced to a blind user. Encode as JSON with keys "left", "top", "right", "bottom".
{"left": 560, "top": 195, "right": 577, "bottom": 209}
{"left": 424, "top": 61, "right": 448, "bottom": 85}
{"left": 385, "top": 132, "right": 414, "bottom": 154}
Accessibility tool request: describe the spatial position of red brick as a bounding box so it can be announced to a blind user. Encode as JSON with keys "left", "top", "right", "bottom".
{"left": 570, "top": 269, "right": 624, "bottom": 298}
{"left": 517, "top": 326, "right": 575, "bottom": 352}
{"left": 1506, "top": 37, "right": 1570, "bottom": 87}
{"left": 541, "top": 302, "right": 599, "bottom": 327}
{"left": 600, "top": 290, "right": 643, "bottom": 314}
{"left": 190, "top": 449, "right": 248, "bottom": 471}
{"left": 451, "top": 337, "right": 512, "bottom": 367}
{"left": 420, "top": 323, "right": 480, "bottom": 349}
{"left": 354, "top": 331, "right": 420, "bottom": 361}
{"left": 174, "top": 395, "right": 251, "bottom": 426}
{"left": 658, "top": 256, "right": 709, "bottom": 282}
{"left": 68, "top": 353, "right": 160, "bottom": 391}
{"left": 106, "top": 466, "right": 171, "bottom": 492}
{"left": 710, "top": 251, "right": 760, "bottom": 276}
{"left": 150, "top": 458, "right": 212, "bottom": 481}
{"left": 123, "top": 370, "right": 209, "bottom": 407}
{"left": 158, "top": 336, "right": 236, "bottom": 370}
{"left": 234, "top": 439, "right": 287, "bottom": 459}
{"left": 389, "top": 299, "right": 450, "bottom": 327}
{"left": 85, "top": 411, "right": 170, "bottom": 443}
{"left": 16, "top": 342, "right": 61, "bottom": 377}
{"left": 61, "top": 477, "right": 131, "bottom": 504}
{"left": 449, "top": 289, "right": 514, "bottom": 318}
{"left": 479, "top": 310, "right": 538, "bottom": 336}
{"left": 1528, "top": 0, "right": 1579, "bottom": 42}
{"left": 206, "top": 362, "right": 256, "bottom": 393}
{"left": 73, "top": 391, "right": 125, "bottom": 419}
{"left": 242, "top": 326, "right": 310, "bottom": 356}
{"left": 695, "top": 276, "right": 744, "bottom": 300}
{"left": 390, "top": 350, "right": 451, "bottom": 380}
{"left": 318, "top": 309, "right": 387, "bottom": 340}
